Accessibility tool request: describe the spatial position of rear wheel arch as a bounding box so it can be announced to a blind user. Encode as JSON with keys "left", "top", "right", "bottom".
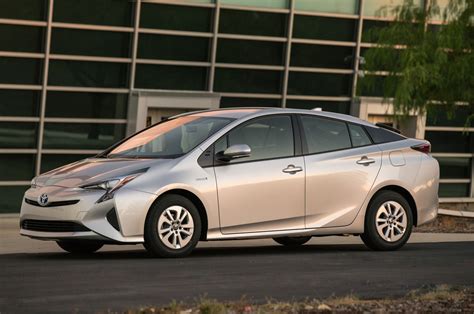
{"left": 368, "top": 185, "right": 418, "bottom": 226}
{"left": 147, "top": 189, "right": 209, "bottom": 241}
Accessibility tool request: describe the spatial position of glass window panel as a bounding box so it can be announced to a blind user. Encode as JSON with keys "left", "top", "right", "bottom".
{"left": 214, "top": 68, "right": 282, "bottom": 94}
{"left": 219, "top": 9, "right": 287, "bottom": 37}
{"left": 46, "top": 92, "right": 128, "bottom": 119}
{"left": 293, "top": 16, "right": 356, "bottom": 41}
{"left": 220, "top": 97, "right": 281, "bottom": 108}
{"left": 220, "top": 0, "right": 288, "bottom": 9}
{"left": 0, "top": 25, "right": 44, "bottom": 53}
{"left": 217, "top": 115, "right": 294, "bottom": 162}
{"left": 286, "top": 100, "right": 350, "bottom": 114}
{"left": 288, "top": 72, "right": 352, "bottom": 96}
{"left": 439, "top": 183, "right": 470, "bottom": 198}
{"left": 427, "top": 106, "right": 474, "bottom": 127}
{"left": 425, "top": 131, "right": 473, "bottom": 153}
{"left": 363, "top": 0, "right": 424, "bottom": 17}
{"left": 41, "top": 154, "right": 92, "bottom": 173}
{"left": 43, "top": 123, "right": 126, "bottom": 150}
{"left": 0, "top": 0, "right": 46, "bottom": 21}
{"left": 141, "top": 3, "right": 212, "bottom": 32}
{"left": 53, "top": 0, "right": 133, "bottom": 27}
{"left": 360, "top": 47, "right": 401, "bottom": 71}
{"left": 435, "top": 157, "right": 471, "bottom": 179}
{"left": 217, "top": 39, "right": 284, "bottom": 65}
{"left": 135, "top": 65, "right": 207, "bottom": 91}
{"left": 357, "top": 75, "right": 397, "bottom": 97}
{"left": 0, "top": 186, "right": 29, "bottom": 213}
{"left": 295, "top": 0, "right": 358, "bottom": 14}
{"left": 138, "top": 34, "right": 210, "bottom": 61}
{"left": 0, "top": 58, "right": 42, "bottom": 85}
{"left": 0, "top": 154, "right": 35, "bottom": 181}
{"left": 0, "top": 90, "right": 40, "bottom": 117}
{"left": 301, "top": 115, "right": 352, "bottom": 154}
{"left": 48, "top": 60, "right": 128, "bottom": 88}
{"left": 51, "top": 28, "right": 131, "bottom": 58}
{"left": 291, "top": 44, "right": 354, "bottom": 68}
{"left": 349, "top": 124, "right": 372, "bottom": 147}
{"left": 362, "top": 20, "right": 391, "bottom": 43}
{"left": 0, "top": 122, "right": 37, "bottom": 148}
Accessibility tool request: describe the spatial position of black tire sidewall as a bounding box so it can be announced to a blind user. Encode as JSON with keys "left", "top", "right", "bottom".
{"left": 144, "top": 194, "right": 201, "bottom": 258}
{"left": 362, "top": 191, "right": 413, "bottom": 251}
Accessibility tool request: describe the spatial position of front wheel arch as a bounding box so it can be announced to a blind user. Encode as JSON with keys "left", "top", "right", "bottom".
{"left": 367, "top": 185, "right": 418, "bottom": 227}
{"left": 146, "top": 189, "right": 208, "bottom": 241}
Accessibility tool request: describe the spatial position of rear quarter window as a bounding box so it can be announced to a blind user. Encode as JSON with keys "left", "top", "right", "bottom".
{"left": 364, "top": 126, "right": 405, "bottom": 144}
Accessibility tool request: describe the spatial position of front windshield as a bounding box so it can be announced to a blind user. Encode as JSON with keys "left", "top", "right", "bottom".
{"left": 107, "top": 115, "right": 233, "bottom": 158}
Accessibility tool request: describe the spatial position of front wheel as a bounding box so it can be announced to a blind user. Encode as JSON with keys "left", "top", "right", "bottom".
{"left": 144, "top": 195, "right": 201, "bottom": 258}
{"left": 361, "top": 191, "right": 413, "bottom": 251}
{"left": 56, "top": 240, "right": 103, "bottom": 254}
{"left": 273, "top": 236, "right": 311, "bottom": 246}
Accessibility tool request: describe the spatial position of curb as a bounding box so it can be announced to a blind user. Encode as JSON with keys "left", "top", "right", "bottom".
{"left": 439, "top": 209, "right": 474, "bottom": 218}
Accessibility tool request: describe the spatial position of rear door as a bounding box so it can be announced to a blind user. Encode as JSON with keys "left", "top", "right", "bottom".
{"left": 214, "top": 115, "right": 306, "bottom": 234}
{"left": 299, "top": 115, "right": 382, "bottom": 228}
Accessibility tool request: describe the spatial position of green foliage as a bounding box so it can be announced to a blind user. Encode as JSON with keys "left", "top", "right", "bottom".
{"left": 359, "top": 0, "right": 474, "bottom": 125}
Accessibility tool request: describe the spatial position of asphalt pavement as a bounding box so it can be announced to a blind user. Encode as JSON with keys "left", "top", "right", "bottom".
{"left": 1, "top": 237, "right": 474, "bottom": 313}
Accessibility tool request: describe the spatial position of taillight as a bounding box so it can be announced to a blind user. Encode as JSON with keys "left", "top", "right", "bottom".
{"left": 411, "top": 142, "right": 431, "bottom": 154}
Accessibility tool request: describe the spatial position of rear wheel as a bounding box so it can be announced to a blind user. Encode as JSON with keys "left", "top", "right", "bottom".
{"left": 273, "top": 236, "right": 311, "bottom": 246}
{"left": 144, "top": 195, "right": 201, "bottom": 258}
{"left": 56, "top": 240, "right": 103, "bottom": 254}
{"left": 361, "top": 191, "right": 413, "bottom": 251}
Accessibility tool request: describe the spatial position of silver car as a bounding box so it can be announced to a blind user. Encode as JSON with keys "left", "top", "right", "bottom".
{"left": 20, "top": 108, "right": 439, "bottom": 257}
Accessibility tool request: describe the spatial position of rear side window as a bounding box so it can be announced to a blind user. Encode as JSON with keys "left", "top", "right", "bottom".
{"left": 365, "top": 126, "right": 405, "bottom": 144}
{"left": 348, "top": 124, "right": 372, "bottom": 147}
{"left": 215, "top": 115, "right": 294, "bottom": 162}
{"left": 300, "top": 115, "right": 351, "bottom": 154}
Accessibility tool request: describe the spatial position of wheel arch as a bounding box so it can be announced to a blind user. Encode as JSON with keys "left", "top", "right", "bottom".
{"left": 368, "top": 185, "right": 418, "bottom": 226}
{"left": 147, "top": 189, "right": 209, "bottom": 241}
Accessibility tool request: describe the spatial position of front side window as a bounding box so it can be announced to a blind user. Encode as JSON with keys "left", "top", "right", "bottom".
{"left": 300, "top": 115, "right": 351, "bottom": 154}
{"left": 107, "top": 115, "right": 233, "bottom": 158}
{"left": 216, "top": 115, "right": 294, "bottom": 162}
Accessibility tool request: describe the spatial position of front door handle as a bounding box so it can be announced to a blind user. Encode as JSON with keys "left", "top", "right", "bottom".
{"left": 282, "top": 164, "right": 303, "bottom": 174}
{"left": 357, "top": 156, "right": 376, "bottom": 166}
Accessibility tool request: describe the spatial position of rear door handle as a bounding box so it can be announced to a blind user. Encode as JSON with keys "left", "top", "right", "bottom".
{"left": 282, "top": 164, "right": 303, "bottom": 174}
{"left": 357, "top": 156, "right": 376, "bottom": 166}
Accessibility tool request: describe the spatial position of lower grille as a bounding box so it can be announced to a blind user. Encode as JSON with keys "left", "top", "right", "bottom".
{"left": 21, "top": 219, "right": 90, "bottom": 232}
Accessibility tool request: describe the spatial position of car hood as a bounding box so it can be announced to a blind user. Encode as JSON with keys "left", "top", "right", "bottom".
{"left": 35, "top": 158, "right": 164, "bottom": 188}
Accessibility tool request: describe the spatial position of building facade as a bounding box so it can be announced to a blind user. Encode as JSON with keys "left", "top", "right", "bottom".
{"left": 0, "top": 0, "right": 472, "bottom": 212}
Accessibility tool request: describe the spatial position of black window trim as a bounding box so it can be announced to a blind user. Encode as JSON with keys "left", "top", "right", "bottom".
{"left": 296, "top": 113, "right": 377, "bottom": 157}
{"left": 199, "top": 113, "right": 301, "bottom": 168}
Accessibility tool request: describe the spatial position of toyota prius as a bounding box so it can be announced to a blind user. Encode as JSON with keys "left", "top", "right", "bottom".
{"left": 20, "top": 108, "right": 439, "bottom": 257}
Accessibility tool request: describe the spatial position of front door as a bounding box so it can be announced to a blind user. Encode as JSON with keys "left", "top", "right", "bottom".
{"left": 214, "top": 115, "right": 305, "bottom": 234}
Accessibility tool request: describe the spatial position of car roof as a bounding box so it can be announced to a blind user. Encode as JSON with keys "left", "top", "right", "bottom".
{"left": 186, "top": 107, "right": 374, "bottom": 127}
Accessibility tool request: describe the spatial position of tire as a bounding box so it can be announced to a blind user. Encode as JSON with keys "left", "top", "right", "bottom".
{"left": 361, "top": 191, "right": 413, "bottom": 251}
{"left": 273, "top": 236, "right": 311, "bottom": 246}
{"left": 56, "top": 240, "right": 103, "bottom": 254}
{"left": 144, "top": 194, "right": 201, "bottom": 258}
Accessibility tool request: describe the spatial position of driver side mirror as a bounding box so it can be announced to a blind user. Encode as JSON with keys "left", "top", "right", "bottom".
{"left": 217, "top": 144, "right": 251, "bottom": 162}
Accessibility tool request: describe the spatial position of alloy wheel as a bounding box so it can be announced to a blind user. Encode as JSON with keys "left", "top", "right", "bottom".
{"left": 157, "top": 205, "right": 195, "bottom": 249}
{"left": 375, "top": 201, "right": 407, "bottom": 242}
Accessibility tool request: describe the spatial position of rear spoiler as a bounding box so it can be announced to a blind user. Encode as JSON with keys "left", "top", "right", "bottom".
{"left": 375, "top": 122, "right": 401, "bottom": 134}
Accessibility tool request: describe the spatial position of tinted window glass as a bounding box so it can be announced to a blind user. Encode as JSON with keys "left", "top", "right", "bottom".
{"left": 0, "top": 25, "right": 44, "bottom": 53}
{"left": 435, "top": 157, "right": 471, "bottom": 179}
{"left": 301, "top": 116, "right": 351, "bottom": 154}
{"left": 0, "top": 90, "right": 40, "bottom": 117}
{"left": 214, "top": 68, "right": 282, "bottom": 94}
{"left": 135, "top": 65, "right": 207, "bottom": 91}
{"left": 439, "top": 183, "right": 470, "bottom": 198}
{"left": 0, "top": 154, "right": 35, "bottom": 180}
{"left": 365, "top": 126, "right": 405, "bottom": 144}
{"left": 425, "top": 131, "right": 473, "bottom": 153}
{"left": 0, "top": 186, "right": 29, "bottom": 213}
{"left": 217, "top": 115, "right": 294, "bottom": 162}
{"left": 219, "top": 9, "right": 287, "bottom": 37}
{"left": 288, "top": 72, "right": 351, "bottom": 96}
{"left": 220, "top": 97, "right": 281, "bottom": 108}
{"left": 291, "top": 44, "right": 354, "bottom": 69}
{"left": 293, "top": 16, "right": 356, "bottom": 41}
{"left": 217, "top": 39, "right": 285, "bottom": 66}
{"left": 0, "top": 58, "right": 42, "bottom": 85}
{"left": 349, "top": 124, "right": 372, "bottom": 147}
{"left": 54, "top": 0, "right": 133, "bottom": 27}
{"left": 0, "top": 0, "right": 46, "bottom": 21}
{"left": 138, "top": 34, "right": 210, "bottom": 62}
{"left": 0, "top": 122, "right": 38, "bottom": 148}
{"left": 141, "top": 3, "right": 212, "bottom": 32}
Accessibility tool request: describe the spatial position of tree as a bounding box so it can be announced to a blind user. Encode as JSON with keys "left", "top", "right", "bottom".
{"left": 359, "top": 0, "right": 473, "bottom": 126}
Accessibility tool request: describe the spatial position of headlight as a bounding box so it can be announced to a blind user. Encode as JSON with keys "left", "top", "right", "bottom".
{"left": 30, "top": 177, "right": 37, "bottom": 189}
{"left": 81, "top": 169, "right": 147, "bottom": 203}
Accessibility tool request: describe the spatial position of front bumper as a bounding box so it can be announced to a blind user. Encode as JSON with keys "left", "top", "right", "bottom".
{"left": 20, "top": 185, "right": 152, "bottom": 243}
